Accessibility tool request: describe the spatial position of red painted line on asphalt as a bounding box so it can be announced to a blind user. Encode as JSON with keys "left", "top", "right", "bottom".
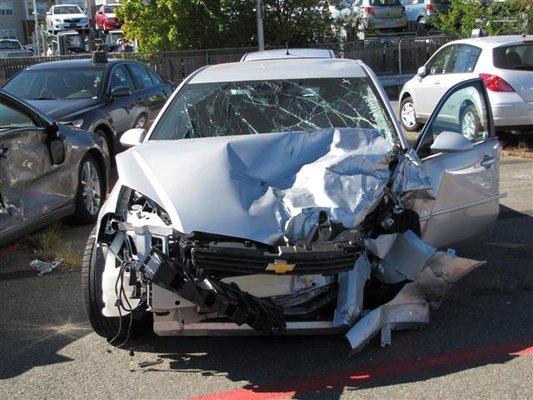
{"left": 0, "top": 243, "right": 24, "bottom": 257}
{"left": 188, "top": 337, "right": 533, "bottom": 400}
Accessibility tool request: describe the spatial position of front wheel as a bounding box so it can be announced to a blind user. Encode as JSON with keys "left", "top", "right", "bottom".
{"left": 400, "top": 96, "right": 421, "bottom": 132}
{"left": 82, "top": 227, "right": 151, "bottom": 340}
{"left": 72, "top": 154, "right": 104, "bottom": 224}
{"left": 460, "top": 104, "right": 481, "bottom": 141}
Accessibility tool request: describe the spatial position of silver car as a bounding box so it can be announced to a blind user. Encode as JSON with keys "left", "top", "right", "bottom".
{"left": 83, "top": 54, "right": 501, "bottom": 353}
{"left": 400, "top": 35, "right": 533, "bottom": 134}
{"left": 400, "top": 0, "right": 450, "bottom": 30}
{"left": 0, "top": 90, "right": 110, "bottom": 246}
{"left": 354, "top": 0, "right": 408, "bottom": 32}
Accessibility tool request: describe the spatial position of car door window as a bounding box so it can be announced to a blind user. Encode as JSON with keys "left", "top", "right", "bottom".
{"left": 445, "top": 45, "right": 482, "bottom": 73}
{"left": 128, "top": 63, "right": 154, "bottom": 90}
{"left": 0, "top": 102, "right": 36, "bottom": 131}
{"left": 109, "top": 64, "right": 135, "bottom": 93}
{"left": 148, "top": 69, "right": 164, "bottom": 86}
{"left": 427, "top": 46, "right": 454, "bottom": 75}
{"left": 417, "top": 80, "right": 491, "bottom": 157}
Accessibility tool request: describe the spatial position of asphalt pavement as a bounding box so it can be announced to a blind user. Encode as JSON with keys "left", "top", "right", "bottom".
{"left": 0, "top": 148, "right": 532, "bottom": 398}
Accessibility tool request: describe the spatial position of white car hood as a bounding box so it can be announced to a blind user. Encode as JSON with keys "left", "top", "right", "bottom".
{"left": 53, "top": 13, "right": 86, "bottom": 20}
{"left": 115, "top": 128, "right": 395, "bottom": 245}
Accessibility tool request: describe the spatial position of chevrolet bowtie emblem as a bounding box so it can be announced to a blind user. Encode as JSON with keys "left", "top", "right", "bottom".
{"left": 266, "top": 260, "right": 296, "bottom": 274}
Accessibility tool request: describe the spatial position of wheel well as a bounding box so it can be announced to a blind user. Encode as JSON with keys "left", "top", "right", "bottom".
{"left": 87, "top": 149, "right": 108, "bottom": 195}
{"left": 93, "top": 124, "right": 115, "bottom": 157}
{"left": 400, "top": 92, "right": 411, "bottom": 104}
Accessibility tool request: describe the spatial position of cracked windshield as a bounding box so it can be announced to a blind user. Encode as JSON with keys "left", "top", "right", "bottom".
{"left": 150, "top": 77, "right": 396, "bottom": 142}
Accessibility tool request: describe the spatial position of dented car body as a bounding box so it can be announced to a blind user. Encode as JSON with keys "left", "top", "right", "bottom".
{"left": 84, "top": 57, "right": 501, "bottom": 351}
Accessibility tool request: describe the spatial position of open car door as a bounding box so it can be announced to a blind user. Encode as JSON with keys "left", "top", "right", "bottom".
{"left": 411, "top": 78, "right": 500, "bottom": 248}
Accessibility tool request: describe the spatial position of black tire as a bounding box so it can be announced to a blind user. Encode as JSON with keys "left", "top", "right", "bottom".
{"left": 82, "top": 227, "right": 151, "bottom": 340}
{"left": 133, "top": 113, "right": 148, "bottom": 129}
{"left": 72, "top": 154, "right": 105, "bottom": 225}
{"left": 94, "top": 128, "right": 112, "bottom": 159}
{"left": 400, "top": 96, "right": 422, "bottom": 132}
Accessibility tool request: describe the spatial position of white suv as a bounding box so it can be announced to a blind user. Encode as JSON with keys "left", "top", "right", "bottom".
{"left": 46, "top": 4, "right": 90, "bottom": 34}
{"left": 400, "top": 35, "right": 533, "bottom": 134}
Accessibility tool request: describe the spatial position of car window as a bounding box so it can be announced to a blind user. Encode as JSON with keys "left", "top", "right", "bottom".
{"left": 417, "top": 83, "right": 490, "bottom": 157}
{"left": 445, "top": 45, "right": 481, "bottom": 73}
{"left": 427, "top": 46, "right": 454, "bottom": 75}
{"left": 371, "top": 0, "right": 401, "bottom": 5}
{"left": 4, "top": 67, "right": 104, "bottom": 100}
{"left": 109, "top": 64, "right": 135, "bottom": 92}
{"left": 493, "top": 43, "right": 533, "bottom": 70}
{"left": 148, "top": 69, "right": 164, "bottom": 85}
{"left": 150, "top": 77, "right": 397, "bottom": 144}
{"left": 0, "top": 102, "right": 36, "bottom": 132}
{"left": 128, "top": 64, "right": 154, "bottom": 90}
{"left": 54, "top": 6, "right": 83, "bottom": 14}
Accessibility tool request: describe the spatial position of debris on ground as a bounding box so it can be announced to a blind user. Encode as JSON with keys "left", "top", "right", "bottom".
{"left": 29, "top": 258, "right": 63, "bottom": 275}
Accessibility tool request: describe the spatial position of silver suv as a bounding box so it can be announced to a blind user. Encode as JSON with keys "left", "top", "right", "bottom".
{"left": 354, "top": 0, "right": 408, "bottom": 32}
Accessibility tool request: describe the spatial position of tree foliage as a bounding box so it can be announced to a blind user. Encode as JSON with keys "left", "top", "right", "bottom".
{"left": 431, "top": 0, "right": 532, "bottom": 39}
{"left": 117, "top": 0, "right": 336, "bottom": 52}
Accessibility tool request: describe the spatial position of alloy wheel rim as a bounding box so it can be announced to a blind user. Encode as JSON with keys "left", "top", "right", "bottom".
{"left": 401, "top": 102, "right": 416, "bottom": 128}
{"left": 135, "top": 115, "right": 146, "bottom": 128}
{"left": 81, "top": 161, "right": 101, "bottom": 215}
{"left": 462, "top": 111, "right": 476, "bottom": 139}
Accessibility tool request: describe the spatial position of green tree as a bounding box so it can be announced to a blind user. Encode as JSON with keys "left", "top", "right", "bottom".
{"left": 117, "top": 0, "right": 336, "bottom": 52}
{"left": 431, "top": 0, "right": 532, "bottom": 39}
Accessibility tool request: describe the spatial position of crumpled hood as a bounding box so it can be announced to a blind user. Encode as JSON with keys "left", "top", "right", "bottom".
{"left": 116, "top": 128, "right": 395, "bottom": 245}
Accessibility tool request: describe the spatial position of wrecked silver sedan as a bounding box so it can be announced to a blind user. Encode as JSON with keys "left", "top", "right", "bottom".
{"left": 83, "top": 57, "right": 501, "bottom": 352}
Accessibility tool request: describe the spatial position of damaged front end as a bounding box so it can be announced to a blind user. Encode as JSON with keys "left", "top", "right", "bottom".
{"left": 95, "top": 128, "right": 485, "bottom": 351}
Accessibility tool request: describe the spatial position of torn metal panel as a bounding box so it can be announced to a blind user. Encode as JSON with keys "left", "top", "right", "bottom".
{"left": 391, "top": 149, "right": 432, "bottom": 196}
{"left": 116, "top": 128, "right": 395, "bottom": 245}
{"left": 367, "top": 230, "right": 437, "bottom": 284}
{"left": 345, "top": 249, "right": 485, "bottom": 352}
{"left": 333, "top": 252, "right": 371, "bottom": 327}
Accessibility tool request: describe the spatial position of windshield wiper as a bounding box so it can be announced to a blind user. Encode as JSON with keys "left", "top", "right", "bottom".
{"left": 30, "top": 97, "right": 56, "bottom": 100}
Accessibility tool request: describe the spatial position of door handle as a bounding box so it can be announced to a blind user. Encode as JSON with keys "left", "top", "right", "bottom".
{"left": 480, "top": 155, "right": 495, "bottom": 169}
{"left": 0, "top": 146, "right": 9, "bottom": 159}
{"left": 434, "top": 81, "right": 440, "bottom": 85}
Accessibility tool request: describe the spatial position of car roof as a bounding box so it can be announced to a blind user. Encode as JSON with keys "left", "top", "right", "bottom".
{"left": 190, "top": 58, "right": 367, "bottom": 84}
{"left": 241, "top": 48, "right": 335, "bottom": 62}
{"left": 449, "top": 35, "right": 533, "bottom": 49}
{"left": 25, "top": 58, "right": 130, "bottom": 70}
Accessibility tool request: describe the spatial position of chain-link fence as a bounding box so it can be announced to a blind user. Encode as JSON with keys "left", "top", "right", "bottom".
{"left": 0, "top": 36, "right": 450, "bottom": 86}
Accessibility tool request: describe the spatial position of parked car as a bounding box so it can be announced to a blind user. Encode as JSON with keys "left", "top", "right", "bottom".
{"left": 95, "top": 3, "right": 123, "bottom": 33}
{"left": 354, "top": 0, "right": 408, "bottom": 32}
{"left": 0, "top": 89, "right": 110, "bottom": 246}
{"left": 46, "top": 4, "right": 90, "bottom": 34}
{"left": 400, "top": 0, "right": 450, "bottom": 31}
{"left": 0, "top": 39, "right": 33, "bottom": 58}
{"left": 399, "top": 35, "right": 533, "bottom": 134}
{"left": 2, "top": 57, "right": 173, "bottom": 158}
{"left": 82, "top": 53, "right": 501, "bottom": 353}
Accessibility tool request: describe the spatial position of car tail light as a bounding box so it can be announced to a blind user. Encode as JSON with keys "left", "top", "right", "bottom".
{"left": 365, "top": 6, "right": 375, "bottom": 15}
{"left": 479, "top": 73, "right": 515, "bottom": 92}
{"left": 425, "top": 3, "right": 435, "bottom": 12}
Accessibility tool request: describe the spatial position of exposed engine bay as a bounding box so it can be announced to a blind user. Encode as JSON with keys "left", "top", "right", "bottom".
{"left": 94, "top": 128, "right": 489, "bottom": 351}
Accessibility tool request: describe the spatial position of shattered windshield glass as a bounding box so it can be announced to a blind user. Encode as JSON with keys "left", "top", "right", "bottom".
{"left": 150, "top": 78, "right": 396, "bottom": 143}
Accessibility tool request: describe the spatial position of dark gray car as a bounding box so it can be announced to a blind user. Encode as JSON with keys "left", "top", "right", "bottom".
{"left": 0, "top": 89, "right": 110, "bottom": 246}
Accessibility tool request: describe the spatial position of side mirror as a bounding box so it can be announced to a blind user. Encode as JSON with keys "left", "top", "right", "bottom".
{"left": 417, "top": 66, "right": 427, "bottom": 77}
{"left": 430, "top": 131, "right": 473, "bottom": 154}
{"left": 110, "top": 85, "right": 131, "bottom": 98}
{"left": 49, "top": 139, "right": 65, "bottom": 164}
{"left": 46, "top": 121, "right": 60, "bottom": 138}
{"left": 120, "top": 128, "right": 146, "bottom": 148}
{"left": 46, "top": 11, "right": 51, "bottom": 15}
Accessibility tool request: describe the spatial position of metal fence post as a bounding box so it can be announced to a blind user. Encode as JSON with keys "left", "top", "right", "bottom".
{"left": 398, "top": 39, "right": 402, "bottom": 76}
